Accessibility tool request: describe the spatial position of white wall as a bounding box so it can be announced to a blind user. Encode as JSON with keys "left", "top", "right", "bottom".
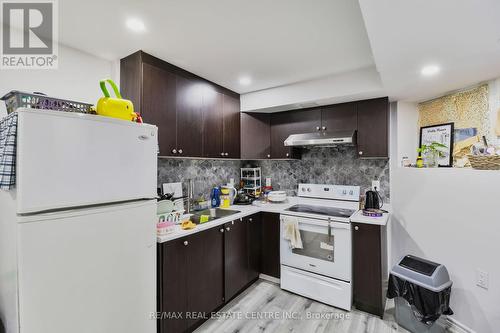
{"left": 391, "top": 168, "right": 500, "bottom": 333}
{"left": 0, "top": 44, "right": 114, "bottom": 118}
{"left": 240, "top": 66, "right": 385, "bottom": 112}
{"left": 391, "top": 87, "right": 500, "bottom": 332}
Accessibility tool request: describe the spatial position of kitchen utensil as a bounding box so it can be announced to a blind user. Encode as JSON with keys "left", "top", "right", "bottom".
{"left": 157, "top": 220, "right": 175, "bottom": 235}
{"left": 157, "top": 200, "right": 174, "bottom": 214}
{"left": 268, "top": 191, "right": 287, "bottom": 202}
{"left": 233, "top": 192, "right": 254, "bottom": 205}
{"left": 364, "top": 190, "right": 382, "bottom": 210}
{"left": 96, "top": 79, "right": 137, "bottom": 121}
{"left": 221, "top": 184, "right": 237, "bottom": 204}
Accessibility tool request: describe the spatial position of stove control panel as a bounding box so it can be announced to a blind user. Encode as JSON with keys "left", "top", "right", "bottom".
{"left": 298, "top": 184, "right": 360, "bottom": 202}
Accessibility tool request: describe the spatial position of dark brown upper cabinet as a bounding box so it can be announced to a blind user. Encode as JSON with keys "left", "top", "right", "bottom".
{"left": 222, "top": 94, "right": 241, "bottom": 158}
{"left": 176, "top": 75, "right": 203, "bottom": 157}
{"left": 240, "top": 112, "right": 271, "bottom": 159}
{"left": 202, "top": 89, "right": 224, "bottom": 158}
{"left": 142, "top": 63, "right": 177, "bottom": 156}
{"left": 321, "top": 102, "right": 357, "bottom": 132}
{"left": 120, "top": 51, "right": 240, "bottom": 158}
{"left": 270, "top": 108, "right": 321, "bottom": 159}
{"left": 357, "top": 97, "right": 389, "bottom": 158}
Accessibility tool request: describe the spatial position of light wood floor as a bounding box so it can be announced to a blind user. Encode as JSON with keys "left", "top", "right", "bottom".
{"left": 195, "top": 279, "right": 409, "bottom": 333}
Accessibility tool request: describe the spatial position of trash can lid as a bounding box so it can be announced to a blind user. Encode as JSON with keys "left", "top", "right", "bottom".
{"left": 391, "top": 255, "right": 452, "bottom": 292}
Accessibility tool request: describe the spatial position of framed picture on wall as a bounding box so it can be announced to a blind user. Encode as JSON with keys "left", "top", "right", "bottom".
{"left": 419, "top": 122, "right": 454, "bottom": 167}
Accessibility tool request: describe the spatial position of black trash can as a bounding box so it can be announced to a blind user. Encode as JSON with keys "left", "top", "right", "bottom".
{"left": 387, "top": 255, "right": 453, "bottom": 333}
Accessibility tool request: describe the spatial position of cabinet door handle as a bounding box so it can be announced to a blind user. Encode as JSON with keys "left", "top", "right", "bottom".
{"left": 316, "top": 126, "right": 320, "bottom": 131}
{"left": 178, "top": 149, "right": 183, "bottom": 154}
{"left": 226, "top": 227, "right": 231, "bottom": 231}
{"left": 267, "top": 154, "right": 271, "bottom": 158}
{"left": 322, "top": 126, "right": 326, "bottom": 131}
{"left": 184, "top": 240, "right": 189, "bottom": 246}
{"left": 220, "top": 152, "right": 224, "bottom": 156}
{"left": 220, "top": 228, "right": 224, "bottom": 233}
{"left": 286, "top": 153, "right": 289, "bottom": 157}
{"left": 354, "top": 226, "right": 359, "bottom": 231}
{"left": 172, "top": 149, "right": 177, "bottom": 154}
{"left": 225, "top": 152, "right": 229, "bottom": 156}
{"left": 249, "top": 218, "right": 253, "bottom": 222}
{"left": 358, "top": 151, "right": 363, "bottom": 156}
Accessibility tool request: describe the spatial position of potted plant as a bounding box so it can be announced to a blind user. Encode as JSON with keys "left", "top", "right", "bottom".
{"left": 417, "top": 142, "right": 448, "bottom": 167}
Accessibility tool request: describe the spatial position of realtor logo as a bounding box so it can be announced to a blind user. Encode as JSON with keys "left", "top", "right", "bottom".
{"left": 1, "top": 0, "right": 58, "bottom": 69}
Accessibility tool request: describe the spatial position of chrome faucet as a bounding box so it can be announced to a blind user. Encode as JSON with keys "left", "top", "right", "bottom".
{"left": 185, "top": 179, "right": 194, "bottom": 214}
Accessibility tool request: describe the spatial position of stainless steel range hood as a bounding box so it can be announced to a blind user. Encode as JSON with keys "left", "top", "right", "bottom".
{"left": 284, "top": 130, "right": 356, "bottom": 147}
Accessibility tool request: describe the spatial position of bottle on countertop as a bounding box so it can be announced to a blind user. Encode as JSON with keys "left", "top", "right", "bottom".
{"left": 210, "top": 187, "right": 220, "bottom": 208}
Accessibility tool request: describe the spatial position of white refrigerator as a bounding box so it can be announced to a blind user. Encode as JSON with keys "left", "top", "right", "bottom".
{"left": 0, "top": 109, "right": 158, "bottom": 333}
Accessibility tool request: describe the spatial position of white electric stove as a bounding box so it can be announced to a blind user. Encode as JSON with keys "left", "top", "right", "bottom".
{"left": 280, "top": 183, "right": 360, "bottom": 311}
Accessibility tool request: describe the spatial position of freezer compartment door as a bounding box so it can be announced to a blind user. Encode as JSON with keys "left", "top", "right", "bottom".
{"left": 16, "top": 109, "right": 158, "bottom": 214}
{"left": 17, "top": 200, "right": 156, "bottom": 333}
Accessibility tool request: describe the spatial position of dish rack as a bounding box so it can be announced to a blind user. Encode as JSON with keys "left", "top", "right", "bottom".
{"left": 1, "top": 91, "right": 94, "bottom": 114}
{"left": 241, "top": 167, "right": 261, "bottom": 197}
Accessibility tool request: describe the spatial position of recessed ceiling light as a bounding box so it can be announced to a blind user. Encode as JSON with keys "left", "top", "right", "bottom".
{"left": 126, "top": 18, "right": 146, "bottom": 33}
{"left": 239, "top": 76, "right": 252, "bottom": 86}
{"left": 421, "top": 65, "right": 440, "bottom": 77}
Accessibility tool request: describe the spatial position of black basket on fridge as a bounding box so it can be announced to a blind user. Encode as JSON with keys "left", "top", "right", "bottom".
{"left": 1, "top": 91, "right": 94, "bottom": 114}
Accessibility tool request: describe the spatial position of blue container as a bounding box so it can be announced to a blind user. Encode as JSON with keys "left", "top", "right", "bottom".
{"left": 210, "top": 187, "right": 221, "bottom": 208}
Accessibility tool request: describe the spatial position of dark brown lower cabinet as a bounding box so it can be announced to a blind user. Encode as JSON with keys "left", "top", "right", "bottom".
{"left": 224, "top": 219, "right": 249, "bottom": 301}
{"left": 260, "top": 212, "right": 281, "bottom": 279}
{"left": 158, "top": 227, "right": 224, "bottom": 333}
{"left": 158, "top": 237, "right": 187, "bottom": 333}
{"left": 246, "top": 214, "right": 262, "bottom": 282}
{"left": 352, "top": 223, "right": 388, "bottom": 318}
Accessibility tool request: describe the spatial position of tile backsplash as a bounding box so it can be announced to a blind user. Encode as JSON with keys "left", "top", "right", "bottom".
{"left": 244, "top": 147, "right": 390, "bottom": 202}
{"left": 158, "top": 158, "right": 241, "bottom": 199}
{"left": 158, "top": 146, "right": 390, "bottom": 202}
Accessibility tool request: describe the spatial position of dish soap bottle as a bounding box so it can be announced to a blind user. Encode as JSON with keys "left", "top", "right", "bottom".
{"left": 210, "top": 187, "right": 220, "bottom": 208}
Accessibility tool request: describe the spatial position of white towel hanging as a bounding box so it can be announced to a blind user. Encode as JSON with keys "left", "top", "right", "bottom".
{"left": 281, "top": 215, "right": 303, "bottom": 249}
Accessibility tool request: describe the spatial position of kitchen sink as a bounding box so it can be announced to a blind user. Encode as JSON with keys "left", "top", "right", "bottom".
{"left": 190, "top": 208, "right": 240, "bottom": 224}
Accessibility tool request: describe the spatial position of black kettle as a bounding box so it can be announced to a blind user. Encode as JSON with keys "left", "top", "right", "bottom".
{"left": 364, "top": 190, "right": 382, "bottom": 210}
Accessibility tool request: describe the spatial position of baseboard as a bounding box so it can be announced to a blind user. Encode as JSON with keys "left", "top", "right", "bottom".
{"left": 259, "top": 273, "right": 280, "bottom": 284}
{"left": 445, "top": 317, "right": 476, "bottom": 333}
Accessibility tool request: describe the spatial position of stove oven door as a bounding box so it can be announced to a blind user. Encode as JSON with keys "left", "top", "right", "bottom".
{"left": 280, "top": 215, "right": 352, "bottom": 282}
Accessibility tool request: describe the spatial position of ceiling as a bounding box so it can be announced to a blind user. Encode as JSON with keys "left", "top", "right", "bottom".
{"left": 16, "top": 0, "right": 500, "bottom": 105}
{"left": 57, "top": 0, "right": 374, "bottom": 94}
{"left": 358, "top": 0, "right": 500, "bottom": 102}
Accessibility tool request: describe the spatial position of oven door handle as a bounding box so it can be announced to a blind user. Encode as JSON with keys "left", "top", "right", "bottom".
{"left": 294, "top": 219, "right": 350, "bottom": 230}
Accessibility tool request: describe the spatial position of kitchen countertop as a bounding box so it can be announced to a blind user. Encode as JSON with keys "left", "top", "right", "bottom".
{"left": 349, "top": 209, "right": 390, "bottom": 226}
{"left": 157, "top": 197, "right": 390, "bottom": 243}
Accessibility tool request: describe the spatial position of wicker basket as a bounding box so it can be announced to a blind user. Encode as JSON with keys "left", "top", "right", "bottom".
{"left": 468, "top": 155, "right": 500, "bottom": 170}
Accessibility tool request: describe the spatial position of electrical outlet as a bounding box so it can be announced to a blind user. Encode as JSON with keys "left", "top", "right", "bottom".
{"left": 372, "top": 180, "right": 381, "bottom": 191}
{"left": 476, "top": 269, "right": 489, "bottom": 289}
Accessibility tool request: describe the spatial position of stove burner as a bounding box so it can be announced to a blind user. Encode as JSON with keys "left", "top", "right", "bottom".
{"left": 285, "top": 204, "right": 355, "bottom": 218}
